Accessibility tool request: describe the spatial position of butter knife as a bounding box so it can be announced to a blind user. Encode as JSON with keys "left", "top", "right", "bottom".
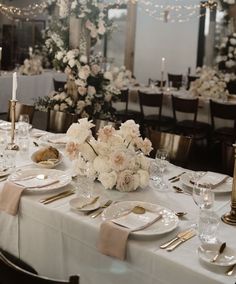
{"left": 166, "top": 230, "right": 196, "bottom": 251}
{"left": 43, "top": 191, "right": 75, "bottom": 204}
{"left": 211, "top": 242, "right": 226, "bottom": 263}
{"left": 160, "top": 228, "right": 194, "bottom": 249}
{"left": 40, "top": 189, "right": 74, "bottom": 203}
{"left": 168, "top": 172, "right": 186, "bottom": 181}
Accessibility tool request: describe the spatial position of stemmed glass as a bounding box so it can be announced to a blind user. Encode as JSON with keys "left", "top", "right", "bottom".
{"left": 18, "top": 114, "right": 30, "bottom": 153}
{"left": 154, "top": 149, "right": 169, "bottom": 191}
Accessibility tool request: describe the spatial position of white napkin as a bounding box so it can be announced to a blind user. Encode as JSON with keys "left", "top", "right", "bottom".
{"left": 13, "top": 177, "right": 58, "bottom": 188}
{"left": 197, "top": 171, "right": 228, "bottom": 189}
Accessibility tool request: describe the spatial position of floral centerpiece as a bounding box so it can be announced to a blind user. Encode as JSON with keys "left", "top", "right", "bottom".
{"left": 189, "top": 66, "right": 229, "bottom": 99}
{"left": 19, "top": 56, "right": 43, "bottom": 76}
{"left": 65, "top": 119, "right": 152, "bottom": 192}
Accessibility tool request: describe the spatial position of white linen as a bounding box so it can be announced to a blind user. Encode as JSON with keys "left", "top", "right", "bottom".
{"left": 0, "top": 139, "right": 234, "bottom": 284}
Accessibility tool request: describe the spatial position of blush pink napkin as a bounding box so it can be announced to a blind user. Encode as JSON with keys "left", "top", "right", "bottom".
{"left": 0, "top": 181, "right": 25, "bottom": 216}
{"left": 97, "top": 221, "right": 131, "bottom": 260}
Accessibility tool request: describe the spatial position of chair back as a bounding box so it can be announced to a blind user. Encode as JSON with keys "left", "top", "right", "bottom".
{"left": 226, "top": 80, "right": 236, "bottom": 94}
{"left": 8, "top": 101, "right": 35, "bottom": 124}
{"left": 138, "top": 91, "right": 163, "bottom": 119}
{"left": 168, "top": 73, "right": 183, "bottom": 89}
{"left": 187, "top": 75, "right": 199, "bottom": 90}
{"left": 53, "top": 79, "right": 66, "bottom": 92}
{"left": 171, "top": 95, "right": 198, "bottom": 123}
{"left": 148, "top": 129, "right": 193, "bottom": 167}
{"left": 0, "top": 251, "right": 79, "bottom": 284}
{"left": 47, "top": 109, "right": 79, "bottom": 133}
{"left": 209, "top": 100, "right": 236, "bottom": 132}
{"left": 148, "top": 79, "right": 166, "bottom": 87}
{"left": 119, "top": 89, "right": 129, "bottom": 113}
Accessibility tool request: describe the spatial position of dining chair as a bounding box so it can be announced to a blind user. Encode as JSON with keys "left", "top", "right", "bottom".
{"left": 47, "top": 109, "right": 79, "bottom": 133}
{"left": 7, "top": 101, "right": 35, "bottom": 124}
{"left": 0, "top": 250, "right": 79, "bottom": 284}
{"left": 187, "top": 75, "right": 199, "bottom": 90}
{"left": 148, "top": 128, "right": 193, "bottom": 167}
{"left": 53, "top": 79, "right": 66, "bottom": 92}
{"left": 167, "top": 73, "right": 183, "bottom": 89}
{"left": 226, "top": 80, "right": 236, "bottom": 94}
{"left": 171, "top": 95, "right": 210, "bottom": 141}
{"left": 148, "top": 78, "right": 166, "bottom": 87}
{"left": 138, "top": 91, "right": 174, "bottom": 135}
{"left": 209, "top": 99, "right": 236, "bottom": 144}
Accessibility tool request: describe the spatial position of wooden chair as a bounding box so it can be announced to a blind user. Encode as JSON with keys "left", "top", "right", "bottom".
{"left": 148, "top": 79, "right": 166, "bottom": 87}
{"left": 7, "top": 101, "right": 35, "bottom": 124}
{"left": 138, "top": 91, "right": 174, "bottom": 134}
{"left": 47, "top": 109, "right": 79, "bottom": 133}
{"left": 0, "top": 250, "right": 79, "bottom": 284}
{"left": 210, "top": 100, "right": 236, "bottom": 143}
{"left": 171, "top": 95, "right": 210, "bottom": 141}
{"left": 53, "top": 79, "right": 66, "bottom": 92}
{"left": 148, "top": 128, "right": 193, "bottom": 167}
{"left": 168, "top": 73, "right": 183, "bottom": 89}
{"left": 187, "top": 75, "right": 199, "bottom": 90}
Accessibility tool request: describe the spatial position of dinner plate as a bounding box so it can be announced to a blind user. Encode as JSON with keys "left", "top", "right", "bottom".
{"left": 101, "top": 201, "right": 179, "bottom": 237}
{"left": 198, "top": 244, "right": 236, "bottom": 266}
{"left": 8, "top": 169, "right": 71, "bottom": 193}
{"left": 0, "top": 121, "right": 32, "bottom": 131}
{"left": 31, "top": 150, "right": 63, "bottom": 169}
{"left": 180, "top": 172, "right": 232, "bottom": 193}
{"left": 70, "top": 196, "right": 101, "bottom": 212}
{"left": 39, "top": 134, "right": 69, "bottom": 147}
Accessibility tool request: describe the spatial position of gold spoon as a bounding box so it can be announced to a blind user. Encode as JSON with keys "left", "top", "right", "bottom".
{"left": 131, "top": 206, "right": 187, "bottom": 218}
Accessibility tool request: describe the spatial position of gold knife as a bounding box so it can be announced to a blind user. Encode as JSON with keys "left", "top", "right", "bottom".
{"left": 160, "top": 228, "right": 194, "bottom": 249}
{"left": 40, "top": 189, "right": 74, "bottom": 203}
{"left": 166, "top": 230, "right": 196, "bottom": 251}
{"left": 168, "top": 172, "right": 186, "bottom": 181}
{"left": 43, "top": 191, "right": 75, "bottom": 204}
{"left": 211, "top": 242, "right": 226, "bottom": 263}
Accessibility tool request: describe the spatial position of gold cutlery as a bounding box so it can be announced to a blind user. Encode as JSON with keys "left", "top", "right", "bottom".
{"left": 78, "top": 196, "right": 100, "bottom": 209}
{"left": 211, "top": 242, "right": 226, "bottom": 263}
{"left": 90, "top": 200, "right": 113, "bottom": 218}
{"left": 166, "top": 230, "right": 196, "bottom": 251}
{"left": 160, "top": 228, "right": 193, "bottom": 249}
{"left": 170, "top": 177, "right": 180, "bottom": 183}
{"left": 41, "top": 190, "right": 75, "bottom": 205}
{"left": 86, "top": 199, "right": 113, "bottom": 216}
{"left": 173, "top": 186, "right": 192, "bottom": 196}
{"left": 40, "top": 189, "right": 75, "bottom": 203}
{"left": 225, "top": 263, "right": 236, "bottom": 276}
{"left": 168, "top": 172, "right": 186, "bottom": 181}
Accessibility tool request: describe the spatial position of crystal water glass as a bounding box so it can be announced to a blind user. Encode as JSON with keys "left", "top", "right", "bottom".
{"left": 154, "top": 149, "right": 169, "bottom": 191}
{"left": 18, "top": 114, "right": 30, "bottom": 137}
{"left": 192, "top": 182, "right": 214, "bottom": 210}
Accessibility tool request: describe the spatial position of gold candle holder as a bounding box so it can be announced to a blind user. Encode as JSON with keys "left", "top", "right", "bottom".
{"left": 222, "top": 144, "right": 236, "bottom": 226}
{"left": 160, "top": 71, "right": 164, "bottom": 91}
{"left": 6, "top": 100, "right": 19, "bottom": 151}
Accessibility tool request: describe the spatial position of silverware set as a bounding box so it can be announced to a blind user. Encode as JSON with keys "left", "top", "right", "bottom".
{"left": 160, "top": 228, "right": 196, "bottom": 251}
{"left": 86, "top": 200, "right": 113, "bottom": 218}
{"left": 39, "top": 189, "right": 75, "bottom": 204}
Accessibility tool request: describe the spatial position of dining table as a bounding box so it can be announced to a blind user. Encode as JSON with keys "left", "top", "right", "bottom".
{"left": 0, "top": 130, "right": 235, "bottom": 284}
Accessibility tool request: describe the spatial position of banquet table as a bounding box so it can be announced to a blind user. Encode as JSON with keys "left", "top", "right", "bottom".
{"left": 0, "top": 71, "right": 66, "bottom": 113}
{"left": 0, "top": 134, "right": 235, "bottom": 284}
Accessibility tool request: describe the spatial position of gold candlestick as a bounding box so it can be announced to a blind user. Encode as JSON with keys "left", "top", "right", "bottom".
{"left": 222, "top": 144, "right": 236, "bottom": 225}
{"left": 160, "top": 71, "right": 164, "bottom": 91}
{"left": 6, "top": 100, "right": 19, "bottom": 151}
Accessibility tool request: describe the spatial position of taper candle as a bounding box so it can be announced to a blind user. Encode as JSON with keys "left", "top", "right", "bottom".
{"left": 12, "top": 72, "right": 17, "bottom": 101}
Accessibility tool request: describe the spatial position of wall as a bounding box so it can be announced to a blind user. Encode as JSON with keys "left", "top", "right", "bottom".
{"left": 134, "top": 0, "right": 201, "bottom": 84}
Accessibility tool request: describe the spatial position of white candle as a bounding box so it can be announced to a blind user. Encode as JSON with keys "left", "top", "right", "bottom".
{"left": 29, "top": 47, "right": 33, "bottom": 57}
{"left": 0, "top": 47, "right": 2, "bottom": 61}
{"left": 161, "top": 57, "right": 165, "bottom": 72}
{"left": 12, "top": 72, "right": 17, "bottom": 101}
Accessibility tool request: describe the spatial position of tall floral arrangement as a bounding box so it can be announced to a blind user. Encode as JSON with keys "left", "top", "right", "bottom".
{"left": 19, "top": 55, "right": 43, "bottom": 76}
{"left": 190, "top": 66, "right": 229, "bottom": 99}
{"left": 65, "top": 119, "right": 152, "bottom": 192}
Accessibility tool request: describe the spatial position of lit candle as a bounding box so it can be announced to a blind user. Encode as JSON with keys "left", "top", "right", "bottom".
{"left": 161, "top": 57, "right": 165, "bottom": 72}
{"left": 29, "top": 46, "right": 33, "bottom": 58}
{"left": 12, "top": 72, "right": 17, "bottom": 101}
{"left": 0, "top": 47, "right": 2, "bottom": 61}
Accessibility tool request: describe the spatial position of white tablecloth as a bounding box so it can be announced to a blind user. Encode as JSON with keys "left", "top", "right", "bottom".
{"left": 0, "top": 138, "right": 235, "bottom": 284}
{"left": 0, "top": 71, "right": 66, "bottom": 113}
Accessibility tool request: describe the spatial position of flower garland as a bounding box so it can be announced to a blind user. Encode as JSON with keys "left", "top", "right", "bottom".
{"left": 65, "top": 118, "right": 153, "bottom": 192}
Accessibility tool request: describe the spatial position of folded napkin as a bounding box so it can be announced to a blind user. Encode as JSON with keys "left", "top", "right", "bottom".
{"left": 0, "top": 181, "right": 25, "bottom": 215}
{"left": 97, "top": 211, "right": 161, "bottom": 260}
{"left": 197, "top": 171, "right": 228, "bottom": 189}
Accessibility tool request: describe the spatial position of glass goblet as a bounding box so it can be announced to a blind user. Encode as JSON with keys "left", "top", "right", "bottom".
{"left": 154, "top": 149, "right": 169, "bottom": 191}
{"left": 192, "top": 182, "right": 214, "bottom": 210}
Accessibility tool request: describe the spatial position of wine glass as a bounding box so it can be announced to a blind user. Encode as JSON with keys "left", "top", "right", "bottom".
{"left": 18, "top": 114, "right": 30, "bottom": 137}
{"left": 192, "top": 182, "right": 214, "bottom": 210}
{"left": 154, "top": 149, "right": 169, "bottom": 191}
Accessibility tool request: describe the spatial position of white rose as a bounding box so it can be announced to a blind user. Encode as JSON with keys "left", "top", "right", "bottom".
{"left": 137, "top": 154, "right": 150, "bottom": 171}
{"left": 55, "top": 51, "right": 64, "bottom": 60}
{"left": 87, "top": 86, "right": 96, "bottom": 96}
{"left": 68, "top": 58, "right": 76, "bottom": 68}
{"left": 80, "top": 55, "right": 88, "bottom": 64}
{"left": 104, "top": 71, "right": 113, "bottom": 81}
{"left": 110, "top": 150, "right": 129, "bottom": 171}
{"left": 79, "top": 143, "right": 97, "bottom": 162}
{"left": 98, "top": 171, "right": 117, "bottom": 190}
{"left": 54, "top": 104, "right": 60, "bottom": 111}
{"left": 93, "top": 156, "right": 111, "bottom": 173}
{"left": 137, "top": 170, "right": 149, "bottom": 188}
{"left": 116, "top": 170, "right": 139, "bottom": 192}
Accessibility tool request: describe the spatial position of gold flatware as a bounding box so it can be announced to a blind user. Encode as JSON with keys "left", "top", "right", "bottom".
{"left": 40, "top": 189, "right": 75, "bottom": 204}
{"left": 42, "top": 190, "right": 75, "bottom": 205}
{"left": 78, "top": 196, "right": 100, "bottom": 209}
{"left": 211, "top": 242, "right": 226, "bottom": 263}
{"left": 90, "top": 200, "right": 113, "bottom": 218}
{"left": 225, "top": 263, "right": 236, "bottom": 276}
{"left": 173, "top": 186, "right": 192, "bottom": 196}
{"left": 168, "top": 172, "right": 186, "bottom": 181}
{"left": 166, "top": 230, "right": 196, "bottom": 251}
{"left": 160, "top": 228, "right": 193, "bottom": 249}
{"left": 86, "top": 200, "right": 112, "bottom": 216}
{"left": 170, "top": 177, "right": 180, "bottom": 183}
